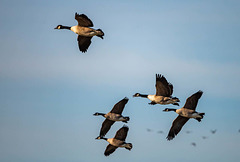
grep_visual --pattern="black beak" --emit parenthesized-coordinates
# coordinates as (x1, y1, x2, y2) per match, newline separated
(54, 27, 58, 29)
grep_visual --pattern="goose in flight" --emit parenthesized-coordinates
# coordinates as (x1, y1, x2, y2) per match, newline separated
(97, 125, 133, 156)
(133, 74, 180, 106)
(54, 13, 104, 53)
(191, 142, 197, 147)
(210, 129, 217, 134)
(202, 136, 207, 139)
(157, 130, 164, 134)
(163, 90, 205, 140)
(94, 97, 129, 139)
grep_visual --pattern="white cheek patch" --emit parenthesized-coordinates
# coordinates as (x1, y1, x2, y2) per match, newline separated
(58, 26, 61, 29)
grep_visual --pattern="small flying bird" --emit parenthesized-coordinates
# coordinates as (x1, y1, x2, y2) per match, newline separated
(97, 125, 133, 156)
(54, 13, 104, 53)
(133, 74, 180, 106)
(186, 130, 192, 134)
(191, 142, 196, 147)
(202, 136, 207, 139)
(146, 128, 153, 132)
(163, 90, 205, 140)
(157, 130, 164, 134)
(210, 130, 217, 134)
(94, 97, 129, 139)
(238, 129, 240, 133)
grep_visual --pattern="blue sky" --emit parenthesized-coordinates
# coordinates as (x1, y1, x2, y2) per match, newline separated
(0, 0, 240, 161)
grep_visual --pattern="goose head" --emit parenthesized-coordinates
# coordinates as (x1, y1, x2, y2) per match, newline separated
(133, 93, 140, 97)
(93, 112, 100, 116)
(95, 136, 107, 140)
(54, 25, 63, 29)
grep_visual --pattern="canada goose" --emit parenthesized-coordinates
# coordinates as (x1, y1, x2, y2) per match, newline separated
(186, 130, 192, 134)
(210, 129, 217, 134)
(94, 97, 129, 139)
(157, 130, 164, 134)
(133, 74, 180, 106)
(191, 142, 196, 147)
(163, 90, 205, 140)
(54, 13, 104, 53)
(97, 125, 133, 156)
(146, 128, 153, 132)
(202, 136, 207, 139)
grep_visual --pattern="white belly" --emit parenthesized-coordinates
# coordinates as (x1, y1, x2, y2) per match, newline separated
(70, 26, 97, 36)
(147, 95, 155, 101)
(176, 108, 201, 118)
(105, 113, 124, 121)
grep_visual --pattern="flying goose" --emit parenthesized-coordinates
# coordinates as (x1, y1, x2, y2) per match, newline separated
(157, 130, 164, 134)
(210, 129, 217, 134)
(97, 125, 133, 156)
(202, 136, 207, 139)
(163, 90, 205, 140)
(94, 97, 129, 139)
(191, 142, 196, 147)
(54, 13, 104, 53)
(146, 128, 153, 132)
(186, 130, 192, 134)
(133, 74, 180, 106)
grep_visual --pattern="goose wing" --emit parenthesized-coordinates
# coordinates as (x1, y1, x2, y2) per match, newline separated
(104, 144, 118, 156)
(75, 13, 93, 27)
(169, 83, 173, 96)
(114, 125, 129, 141)
(99, 119, 115, 137)
(77, 36, 92, 53)
(110, 97, 129, 114)
(155, 74, 172, 96)
(183, 90, 203, 110)
(167, 115, 189, 140)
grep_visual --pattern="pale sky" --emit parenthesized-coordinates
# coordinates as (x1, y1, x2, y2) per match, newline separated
(0, 0, 240, 162)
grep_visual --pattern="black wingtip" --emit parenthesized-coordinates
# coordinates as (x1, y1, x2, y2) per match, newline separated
(166, 136, 174, 141)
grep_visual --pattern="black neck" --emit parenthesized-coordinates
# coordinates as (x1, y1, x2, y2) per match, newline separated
(97, 113, 105, 116)
(139, 93, 148, 98)
(167, 108, 177, 112)
(102, 137, 107, 141)
(62, 26, 71, 30)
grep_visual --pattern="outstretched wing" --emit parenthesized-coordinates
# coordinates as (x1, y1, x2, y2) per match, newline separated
(169, 83, 173, 96)
(99, 119, 115, 137)
(104, 144, 117, 156)
(166, 115, 189, 140)
(183, 90, 203, 110)
(77, 36, 92, 53)
(114, 125, 129, 141)
(110, 97, 129, 114)
(155, 74, 172, 97)
(75, 13, 93, 27)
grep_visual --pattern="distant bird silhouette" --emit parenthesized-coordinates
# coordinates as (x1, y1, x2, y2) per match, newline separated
(186, 130, 192, 134)
(163, 90, 205, 140)
(157, 130, 164, 134)
(54, 12, 104, 53)
(133, 74, 180, 106)
(94, 97, 129, 139)
(202, 136, 207, 139)
(238, 129, 240, 133)
(97, 125, 133, 156)
(146, 128, 153, 132)
(210, 130, 217, 134)
(191, 142, 196, 147)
